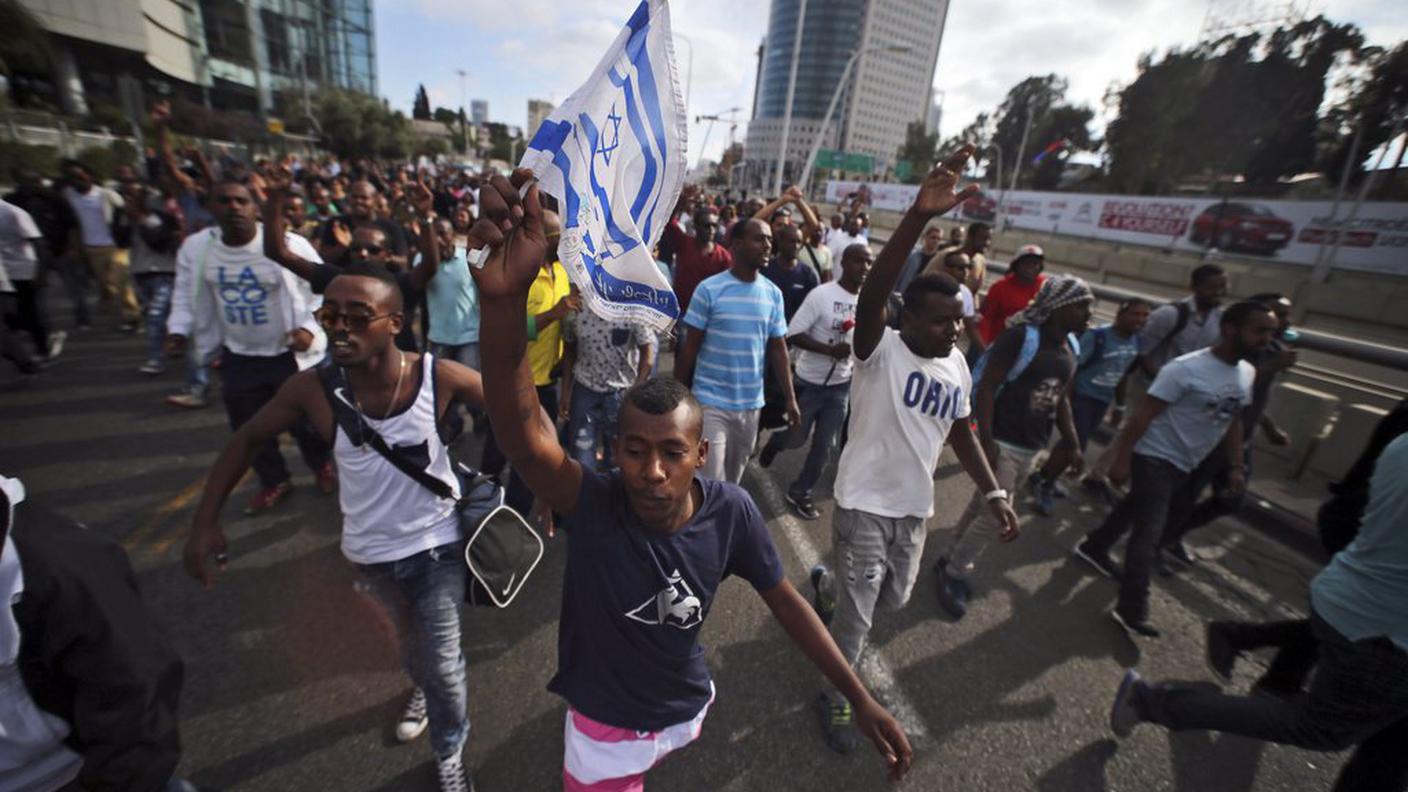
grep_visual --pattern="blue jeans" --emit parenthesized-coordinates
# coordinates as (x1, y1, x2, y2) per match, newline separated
(762, 379, 850, 499)
(1083, 453, 1191, 622)
(568, 383, 625, 471)
(353, 540, 469, 760)
(133, 273, 175, 364)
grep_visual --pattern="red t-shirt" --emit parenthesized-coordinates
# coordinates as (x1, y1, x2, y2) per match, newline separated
(978, 274, 1046, 344)
(664, 222, 732, 313)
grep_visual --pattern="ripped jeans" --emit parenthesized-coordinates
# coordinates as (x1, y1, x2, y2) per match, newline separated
(825, 506, 927, 703)
(567, 384, 624, 472)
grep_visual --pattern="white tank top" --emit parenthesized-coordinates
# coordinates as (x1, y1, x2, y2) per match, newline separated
(332, 353, 462, 564)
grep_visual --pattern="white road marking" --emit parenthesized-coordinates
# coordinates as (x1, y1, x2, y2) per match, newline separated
(744, 467, 932, 743)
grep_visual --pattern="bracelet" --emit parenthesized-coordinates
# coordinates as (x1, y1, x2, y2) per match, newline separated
(984, 488, 1009, 502)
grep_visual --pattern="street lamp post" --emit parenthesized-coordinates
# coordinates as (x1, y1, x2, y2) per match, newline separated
(455, 69, 469, 156)
(772, 0, 808, 197)
(798, 45, 912, 195)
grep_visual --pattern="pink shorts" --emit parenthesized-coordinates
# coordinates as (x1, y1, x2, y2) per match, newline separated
(561, 686, 714, 792)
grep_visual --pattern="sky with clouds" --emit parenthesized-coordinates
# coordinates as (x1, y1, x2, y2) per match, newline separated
(375, 0, 1406, 165)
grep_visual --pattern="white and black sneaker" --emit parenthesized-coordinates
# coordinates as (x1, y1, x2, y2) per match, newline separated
(436, 754, 473, 792)
(1074, 540, 1121, 580)
(395, 688, 428, 742)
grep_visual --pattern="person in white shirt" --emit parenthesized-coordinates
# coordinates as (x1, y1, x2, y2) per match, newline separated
(923, 248, 984, 358)
(759, 244, 872, 520)
(0, 198, 57, 359)
(1076, 300, 1273, 640)
(60, 160, 141, 328)
(826, 214, 868, 265)
(166, 179, 334, 515)
(808, 149, 1019, 755)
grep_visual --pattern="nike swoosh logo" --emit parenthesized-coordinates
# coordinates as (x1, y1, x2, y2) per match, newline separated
(501, 572, 517, 597)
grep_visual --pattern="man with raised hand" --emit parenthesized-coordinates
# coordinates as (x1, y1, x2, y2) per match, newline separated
(468, 169, 913, 790)
(808, 148, 1018, 754)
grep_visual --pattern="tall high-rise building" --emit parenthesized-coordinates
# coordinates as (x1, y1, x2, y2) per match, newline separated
(527, 99, 555, 136)
(744, 0, 950, 187)
(470, 99, 489, 125)
(16, 0, 377, 117)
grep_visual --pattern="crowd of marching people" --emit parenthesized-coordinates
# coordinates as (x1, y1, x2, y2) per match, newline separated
(1, 106, 1406, 792)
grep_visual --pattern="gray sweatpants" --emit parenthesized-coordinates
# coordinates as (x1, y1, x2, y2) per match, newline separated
(943, 441, 1040, 580)
(700, 405, 760, 484)
(825, 506, 927, 702)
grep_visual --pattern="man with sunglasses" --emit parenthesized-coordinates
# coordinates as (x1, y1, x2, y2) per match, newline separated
(663, 185, 732, 314)
(167, 179, 334, 514)
(183, 254, 487, 791)
(315, 180, 410, 270)
(264, 182, 446, 355)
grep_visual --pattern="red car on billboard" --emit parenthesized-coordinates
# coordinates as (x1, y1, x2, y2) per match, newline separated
(962, 192, 997, 221)
(1189, 201, 1295, 254)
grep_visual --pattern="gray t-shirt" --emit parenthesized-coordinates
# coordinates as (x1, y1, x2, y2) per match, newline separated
(564, 309, 657, 393)
(1139, 296, 1223, 372)
(1135, 348, 1255, 472)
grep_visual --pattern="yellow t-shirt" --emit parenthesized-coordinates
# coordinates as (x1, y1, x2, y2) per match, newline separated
(526, 261, 571, 386)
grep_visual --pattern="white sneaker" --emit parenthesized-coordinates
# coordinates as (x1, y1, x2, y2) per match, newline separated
(46, 330, 67, 360)
(138, 359, 164, 376)
(395, 688, 428, 742)
(436, 754, 473, 792)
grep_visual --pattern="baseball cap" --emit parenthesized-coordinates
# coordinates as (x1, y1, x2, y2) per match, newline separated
(1016, 244, 1045, 258)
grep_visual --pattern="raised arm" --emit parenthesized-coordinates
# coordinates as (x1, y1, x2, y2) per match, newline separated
(468, 171, 583, 515)
(403, 177, 442, 294)
(263, 189, 321, 283)
(150, 101, 196, 195)
(852, 146, 978, 361)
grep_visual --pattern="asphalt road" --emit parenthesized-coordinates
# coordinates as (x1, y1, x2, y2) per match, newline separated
(1, 325, 1342, 792)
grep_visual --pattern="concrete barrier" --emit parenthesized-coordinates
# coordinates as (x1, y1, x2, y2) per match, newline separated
(1253, 382, 1339, 472)
(1307, 403, 1390, 481)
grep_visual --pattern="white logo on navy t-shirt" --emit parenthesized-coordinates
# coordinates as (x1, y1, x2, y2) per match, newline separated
(625, 569, 704, 630)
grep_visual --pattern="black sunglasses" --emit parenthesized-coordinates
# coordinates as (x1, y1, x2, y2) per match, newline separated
(314, 306, 398, 332)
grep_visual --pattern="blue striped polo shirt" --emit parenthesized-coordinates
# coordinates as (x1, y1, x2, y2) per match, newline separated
(682, 270, 788, 411)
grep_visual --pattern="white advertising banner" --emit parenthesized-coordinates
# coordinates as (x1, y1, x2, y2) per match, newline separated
(824, 181, 1408, 276)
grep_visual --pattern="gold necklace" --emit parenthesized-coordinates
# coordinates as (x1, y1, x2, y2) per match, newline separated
(351, 351, 407, 450)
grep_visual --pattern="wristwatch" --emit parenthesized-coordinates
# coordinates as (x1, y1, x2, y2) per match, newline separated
(984, 489, 1009, 502)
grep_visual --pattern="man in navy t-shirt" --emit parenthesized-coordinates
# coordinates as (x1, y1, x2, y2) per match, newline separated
(468, 170, 914, 790)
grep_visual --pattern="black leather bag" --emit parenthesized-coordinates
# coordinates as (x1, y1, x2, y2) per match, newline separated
(319, 367, 543, 607)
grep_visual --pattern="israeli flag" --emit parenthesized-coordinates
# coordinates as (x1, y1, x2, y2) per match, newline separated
(519, 0, 686, 331)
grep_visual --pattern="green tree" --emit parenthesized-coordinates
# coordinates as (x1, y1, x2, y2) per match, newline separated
(1106, 16, 1368, 194)
(992, 75, 1068, 187)
(413, 84, 432, 120)
(314, 90, 412, 160)
(1317, 41, 1408, 192)
(895, 121, 939, 184)
(1029, 105, 1096, 190)
(0, 0, 52, 78)
(942, 112, 995, 181)
(432, 107, 459, 125)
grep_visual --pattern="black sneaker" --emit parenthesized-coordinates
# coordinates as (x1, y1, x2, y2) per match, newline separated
(1165, 542, 1199, 566)
(1074, 541, 1121, 580)
(1111, 608, 1161, 639)
(759, 444, 779, 469)
(786, 491, 820, 520)
(934, 563, 969, 620)
(809, 564, 835, 625)
(1205, 622, 1239, 682)
(814, 693, 859, 754)
(1110, 669, 1145, 738)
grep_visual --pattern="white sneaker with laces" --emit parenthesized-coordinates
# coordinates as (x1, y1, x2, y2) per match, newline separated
(396, 688, 428, 742)
(436, 754, 473, 792)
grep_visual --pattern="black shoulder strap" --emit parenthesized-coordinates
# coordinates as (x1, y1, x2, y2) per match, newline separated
(316, 365, 457, 501)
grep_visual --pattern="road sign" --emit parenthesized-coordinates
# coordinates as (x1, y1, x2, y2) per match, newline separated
(842, 152, 873, 172)
(814, 149, 842, 169)
(266, 117, 285, 136)
(895, 160, 913, 181)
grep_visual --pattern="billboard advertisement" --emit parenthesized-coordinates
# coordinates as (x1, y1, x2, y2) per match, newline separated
(823, 181, 1408, 276)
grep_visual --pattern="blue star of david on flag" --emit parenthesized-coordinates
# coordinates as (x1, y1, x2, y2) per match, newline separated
(519, 0, 686, 331)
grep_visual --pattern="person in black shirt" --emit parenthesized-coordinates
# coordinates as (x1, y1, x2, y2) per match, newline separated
(316, 180, 410, 270)
(936, 276, 1093, 619)
(6, 168, 85, 331)
(763, 223, 819, 322)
